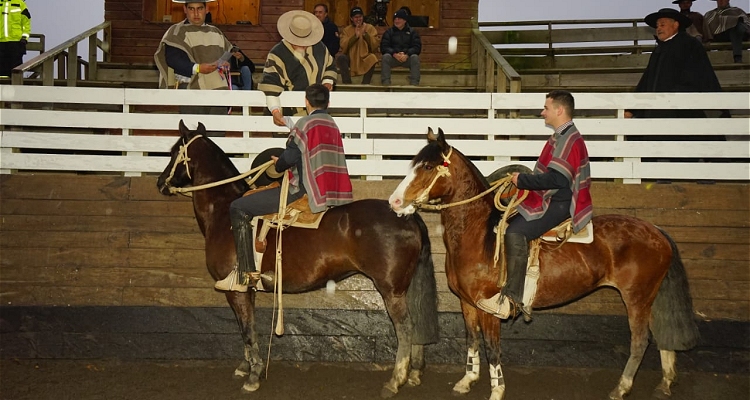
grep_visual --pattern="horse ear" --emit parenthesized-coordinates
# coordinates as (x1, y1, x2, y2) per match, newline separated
(437, 128, 447, 144)
(426, 127, 437, 142)
(178, 119, 189, 136)
(196, 122, 206, 134)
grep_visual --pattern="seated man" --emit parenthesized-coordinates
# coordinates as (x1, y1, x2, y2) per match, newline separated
(674, 0, 705, 40)
(215, 84, 353, 292)
(229, 46, 255, 90)
(337, 6, 380, 84)
(704, 0, 750, 63)
(379, 9, 422, 85)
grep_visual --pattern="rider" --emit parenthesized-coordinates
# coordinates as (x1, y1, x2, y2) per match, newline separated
(476, 90, 593, 319)
(215, 84, 354, 292)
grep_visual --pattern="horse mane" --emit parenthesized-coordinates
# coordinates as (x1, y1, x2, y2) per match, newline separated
(412, 140, 501, 258)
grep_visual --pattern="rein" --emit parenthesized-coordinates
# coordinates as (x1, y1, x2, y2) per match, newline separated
(411, 146, 529, 276)
(162, 134, 277, 195)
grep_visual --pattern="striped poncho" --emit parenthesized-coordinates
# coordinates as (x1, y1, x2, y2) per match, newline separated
(287, 112, 353, 213)
(703, 6, 750, 41)
(517, 123, 593, 233)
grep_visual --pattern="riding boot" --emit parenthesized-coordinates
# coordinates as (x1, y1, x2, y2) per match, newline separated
(215, 208, 255, 292)
(476, 233, 528, 319)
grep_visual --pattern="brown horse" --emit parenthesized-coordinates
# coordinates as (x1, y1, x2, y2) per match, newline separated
(388, 128, 700, 400)
(156, 121, 439, 397)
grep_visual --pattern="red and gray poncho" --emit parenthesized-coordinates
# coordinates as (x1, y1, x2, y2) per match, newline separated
(517, 123, 593, 233)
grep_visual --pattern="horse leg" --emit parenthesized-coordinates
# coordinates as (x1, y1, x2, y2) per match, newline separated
(452, 300, 483, 395)
(653, 350, 677, 399)
(609, 306, 651, 400)
(381, 295, 413, 399)
(478, 307, 505, 400)
(226, 291, 264, 393)
(406, 344, 425, 387)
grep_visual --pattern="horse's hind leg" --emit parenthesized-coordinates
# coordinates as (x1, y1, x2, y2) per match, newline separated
(452, 301, 483, 395)
(653, 350, 677, 399)
(226, 291, 264, 393)
(381, 296, 413, 398)
(406, 344, 425, 387)
(609, 305, 651, 400)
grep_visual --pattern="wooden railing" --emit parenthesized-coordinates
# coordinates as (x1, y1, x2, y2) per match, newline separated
(11, 22, 111, 86)
(471, 20, 521, 93)
(1, 86, 748, 183)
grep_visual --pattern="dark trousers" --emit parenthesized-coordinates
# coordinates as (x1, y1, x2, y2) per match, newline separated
(0, 41, 26, 77)
(230, 186, 304, 220)
(713, 21, 749, 58)
(506, 200, 571, 239)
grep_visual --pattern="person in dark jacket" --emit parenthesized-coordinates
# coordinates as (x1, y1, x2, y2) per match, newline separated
(313, 3, 340, 56)
(380, 9, 421, 85)
(625, 8, 722, 120)
(229, 46, 255, 90)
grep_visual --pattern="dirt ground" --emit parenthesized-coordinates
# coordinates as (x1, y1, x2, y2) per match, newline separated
(1, 359, 747, 400)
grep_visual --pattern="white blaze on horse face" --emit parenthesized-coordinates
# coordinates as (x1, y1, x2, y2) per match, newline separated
(389, 165, 418, 216)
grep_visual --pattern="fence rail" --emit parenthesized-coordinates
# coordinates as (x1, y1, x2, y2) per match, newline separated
(1, 86, 748, 183)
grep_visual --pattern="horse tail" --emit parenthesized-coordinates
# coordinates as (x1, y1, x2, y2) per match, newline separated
(406, 212, 439, 345)
(651, 228, 701, 351)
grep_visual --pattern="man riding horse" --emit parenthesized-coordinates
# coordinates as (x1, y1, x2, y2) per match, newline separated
(215, 84, 353, 292)
(476, 90, 593, 319)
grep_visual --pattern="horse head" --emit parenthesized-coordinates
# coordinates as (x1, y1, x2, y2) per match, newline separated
(389, 127, 455, 216)
(156, 120, 208, 195)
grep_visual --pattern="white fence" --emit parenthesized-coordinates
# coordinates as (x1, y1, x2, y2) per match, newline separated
(1, 85, 748, 183)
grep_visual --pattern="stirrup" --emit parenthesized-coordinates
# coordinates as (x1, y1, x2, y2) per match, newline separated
(476, 293, 518, 320)
(214, 269, 248, 292)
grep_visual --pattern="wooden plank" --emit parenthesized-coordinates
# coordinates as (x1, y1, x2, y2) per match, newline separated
(0, 175, 129, 201)
(0, 247, 206, 269)
(660, 227, 749, 245)
(0, 199, 194, 218)
(636, 209, 750, 228)
(0, 232, 129, 248)
(690, 279, 749, 302)
(1, 215, 201, 233)
(0, 266, 213, 288)
(684, 259, 750, 281)
(0, 285, 124, 306)
(589, 183, 750, 211)
(678, 243, 749, 262)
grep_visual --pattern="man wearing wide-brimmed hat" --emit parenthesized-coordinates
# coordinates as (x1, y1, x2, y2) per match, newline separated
(154, 1, 232, 92)
(673, 0, 705, 39)
(258, 10, 337, 127)
(625, 8, 722, 121)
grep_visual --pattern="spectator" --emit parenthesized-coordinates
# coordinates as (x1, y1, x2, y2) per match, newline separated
(625, 8, 722, 120)
(229, 46, 255, 90)
(0, 0, 31, 78)
(337, 7, 379, 84)
(313, 3, 340, 56)
(380, 9, 421, 86)
(258, 10, 337, 127)
(154, 0, 232, 130)
(673, 0, 705, 39)
(215, 84, 353, 292)
(704, 0, 750, 63)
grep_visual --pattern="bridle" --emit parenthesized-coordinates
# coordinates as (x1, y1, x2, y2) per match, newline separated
(412, 146, 520, 212)
(161, 134, 275, 195)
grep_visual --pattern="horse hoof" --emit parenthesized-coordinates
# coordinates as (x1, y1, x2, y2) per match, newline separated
(234, 369, 248, 379)
(406, 370, 422, 387)
(653, 388, 671, 399)
(241, 381, 260, 393)
(380, 385, 398, 398)
(234, 360, 250, 379)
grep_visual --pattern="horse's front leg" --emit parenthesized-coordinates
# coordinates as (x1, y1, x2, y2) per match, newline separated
(453, 300, 483, 395)
(381, 296, 412, 398)
(226, 291, 264, 393)
(478, 310, 505, 400)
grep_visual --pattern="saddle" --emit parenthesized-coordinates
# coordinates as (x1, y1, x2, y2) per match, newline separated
(241, 182, 327, 256)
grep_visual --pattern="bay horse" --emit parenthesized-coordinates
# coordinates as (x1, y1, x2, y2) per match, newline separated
(156, 121, 439, 397)
(388, 128, 700, 400)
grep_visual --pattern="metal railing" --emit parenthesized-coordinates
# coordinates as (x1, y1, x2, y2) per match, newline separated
(11, 22, 111, 86)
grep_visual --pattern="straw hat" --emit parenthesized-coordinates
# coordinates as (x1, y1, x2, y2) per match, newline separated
(277, 10, 324, 47)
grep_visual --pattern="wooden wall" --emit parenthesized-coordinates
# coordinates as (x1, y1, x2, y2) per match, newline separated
(1, 175, 747, 322)
(105, 0, 475, 70)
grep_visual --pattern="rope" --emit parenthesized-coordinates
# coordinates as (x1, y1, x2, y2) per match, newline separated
(168, 159, 276, 195)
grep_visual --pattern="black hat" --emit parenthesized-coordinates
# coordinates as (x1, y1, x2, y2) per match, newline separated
(645, 8, 692, 28)
(393, 9, 409, 20)
(671, 0, 695, 4)
(350, 7, 363, 17)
